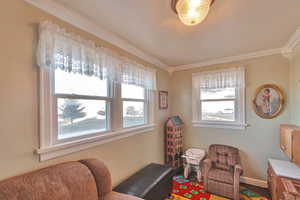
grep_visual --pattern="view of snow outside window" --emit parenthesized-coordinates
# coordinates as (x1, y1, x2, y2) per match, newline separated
(57, 98, 107, 139)
(200, 88, 236, 121)
(122, 84, 146, 128)
(55, 69, 108, 139)
(55, 69, 146, 139)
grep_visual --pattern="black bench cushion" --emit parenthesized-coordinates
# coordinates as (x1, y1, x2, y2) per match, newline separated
(113, 163, 174, 200)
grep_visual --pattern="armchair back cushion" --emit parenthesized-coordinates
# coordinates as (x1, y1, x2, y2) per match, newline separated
(209, 144, 239, 171)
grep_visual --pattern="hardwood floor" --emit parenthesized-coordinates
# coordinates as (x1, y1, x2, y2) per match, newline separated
(241, 183, 271, 199)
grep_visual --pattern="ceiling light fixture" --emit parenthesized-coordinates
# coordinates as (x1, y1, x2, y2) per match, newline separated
(171, 0, 214, 26)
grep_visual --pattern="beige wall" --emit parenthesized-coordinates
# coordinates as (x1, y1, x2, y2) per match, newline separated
(0, 0, 297, 185)
(171, 55, 290, 180)
(290, 45, 300, 126)
(0, 0, 171, 186)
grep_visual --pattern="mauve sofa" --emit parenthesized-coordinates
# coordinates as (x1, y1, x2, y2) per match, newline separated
(0, 159, 143, 200)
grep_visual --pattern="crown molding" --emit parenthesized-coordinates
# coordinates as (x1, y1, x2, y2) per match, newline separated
(282, 27, 300, 59)
(169, 48, 283, 73)
(24, 0, 169, 71)
(22, 0, 300, 73)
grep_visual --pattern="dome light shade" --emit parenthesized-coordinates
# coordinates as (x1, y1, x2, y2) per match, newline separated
(173, 0, 213, 26)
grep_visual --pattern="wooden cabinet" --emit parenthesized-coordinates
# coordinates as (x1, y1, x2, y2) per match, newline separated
(268, 159, 300, 200)
(280, 125, 300, 167)
(268, 163, 284, 200)
(268, 163, 277, 200)
(281, 178, 300, 200)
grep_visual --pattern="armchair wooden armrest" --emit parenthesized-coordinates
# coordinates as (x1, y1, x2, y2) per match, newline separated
(233, 164, 243, 200)
(234, 164, 243, 175)
(203, 158, 212, 190)
(203, 158, 212, 169)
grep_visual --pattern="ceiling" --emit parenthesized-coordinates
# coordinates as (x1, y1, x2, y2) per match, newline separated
(53, 0, 300, 67)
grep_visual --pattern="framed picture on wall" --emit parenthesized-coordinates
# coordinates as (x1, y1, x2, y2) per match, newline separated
(159, 91, 168, 110)
(252, 84, 284, 119)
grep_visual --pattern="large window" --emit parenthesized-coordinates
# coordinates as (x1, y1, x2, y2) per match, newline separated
(192, 67, 246, 129)
(38, 69, 155, 161)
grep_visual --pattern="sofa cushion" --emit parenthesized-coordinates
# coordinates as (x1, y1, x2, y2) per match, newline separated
(104, 192, 144, 200)
(0, 162, 98, 200)
(208, 168, 234, 184)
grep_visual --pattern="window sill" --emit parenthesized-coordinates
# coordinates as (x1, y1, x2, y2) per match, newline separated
(192, 121, 248, 130)
(37, 124, 156, 161)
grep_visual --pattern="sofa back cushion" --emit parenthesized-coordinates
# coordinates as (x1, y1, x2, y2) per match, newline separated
(209, 144, 239, 171)
(0, 162, 98, 200)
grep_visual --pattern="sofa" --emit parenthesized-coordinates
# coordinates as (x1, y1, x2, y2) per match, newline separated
(0, 159, 143, 200)
(203, 144, 243, 200)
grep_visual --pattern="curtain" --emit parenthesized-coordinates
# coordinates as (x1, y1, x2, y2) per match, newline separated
(192, 66, 245, 90)
(37, 21, 157, 90)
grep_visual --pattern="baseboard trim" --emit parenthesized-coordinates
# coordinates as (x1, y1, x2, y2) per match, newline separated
(240, 176, 268, 188)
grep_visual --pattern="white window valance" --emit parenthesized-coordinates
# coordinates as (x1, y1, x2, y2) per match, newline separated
(193, 66, 245, 90)
(37, 21, 157, 90)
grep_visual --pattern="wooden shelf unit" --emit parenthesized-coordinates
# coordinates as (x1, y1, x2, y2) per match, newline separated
(280, 125, 300, 167)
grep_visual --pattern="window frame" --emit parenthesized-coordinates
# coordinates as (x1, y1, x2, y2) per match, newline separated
(121, 84, 149, 128)
(53, 95, 112, 144)
(192, 69, 246, 130)
(51, 69, 113, 144)
(38, 69, 155, 161)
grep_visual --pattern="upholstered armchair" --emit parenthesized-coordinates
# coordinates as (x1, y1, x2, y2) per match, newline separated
(203, 144, 243, 200)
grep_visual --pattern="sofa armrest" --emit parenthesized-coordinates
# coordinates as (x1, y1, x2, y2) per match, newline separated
(80, 159, 112, 200)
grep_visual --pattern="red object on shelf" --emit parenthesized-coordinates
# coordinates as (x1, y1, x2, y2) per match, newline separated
(165, 116, 184, 168)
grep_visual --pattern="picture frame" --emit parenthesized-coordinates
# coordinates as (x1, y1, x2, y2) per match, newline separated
(252, 84, 284, 119)
(159, 91, 168, 110)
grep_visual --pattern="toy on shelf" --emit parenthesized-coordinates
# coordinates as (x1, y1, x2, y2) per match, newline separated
(182, 148, 206, 182)
(165, 116, 184, 168)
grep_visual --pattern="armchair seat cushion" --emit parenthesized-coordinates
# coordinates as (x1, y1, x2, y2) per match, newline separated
(208, 168, 234, 184)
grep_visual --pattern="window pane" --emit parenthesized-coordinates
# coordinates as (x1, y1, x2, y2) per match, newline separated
(200, 88, 235, 100)
(123, 101, 145, 128)
(201, 101, 235, 121)
(55, 69, 108, 97)
(57, 98, 108, 139)
(122, 84, 145, 99)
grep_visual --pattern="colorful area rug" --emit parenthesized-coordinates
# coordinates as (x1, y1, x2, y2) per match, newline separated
(165, 176, 268, 200)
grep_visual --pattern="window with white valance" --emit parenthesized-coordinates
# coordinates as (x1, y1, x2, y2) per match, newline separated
(37, 21, 156, 161)
(192, 66, 246, 129)
(37, 21, 157, 90)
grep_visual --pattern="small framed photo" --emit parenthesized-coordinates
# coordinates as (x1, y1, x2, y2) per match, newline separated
(252, 84, 284, 119)
(159, 91, 168, 110)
